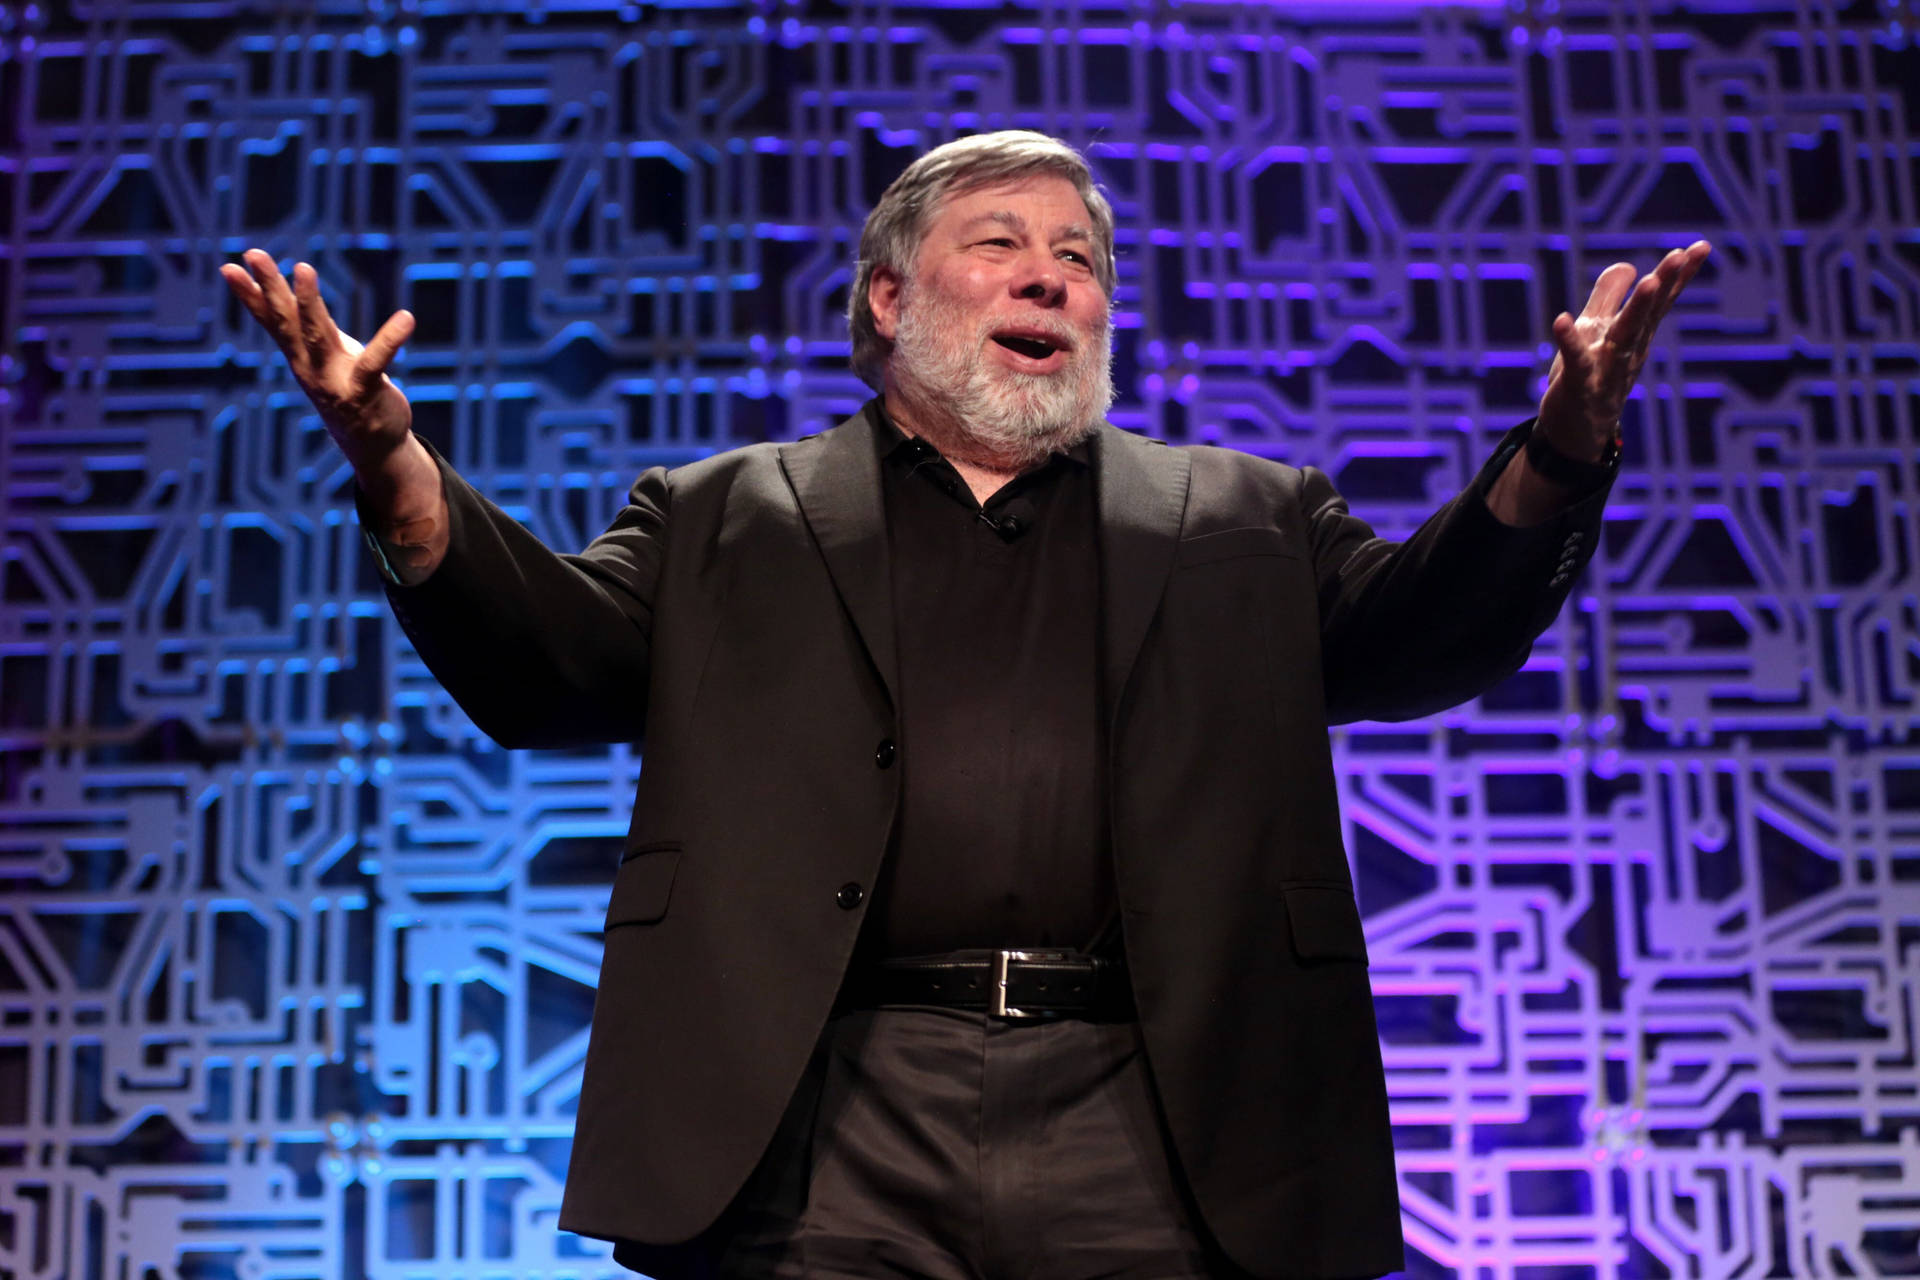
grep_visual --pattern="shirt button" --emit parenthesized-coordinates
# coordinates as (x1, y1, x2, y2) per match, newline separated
(836, 882, 865, 910)
(874, 739, 897, 768)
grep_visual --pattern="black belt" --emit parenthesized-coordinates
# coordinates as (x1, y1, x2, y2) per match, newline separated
(844, 949, 1135, 1022)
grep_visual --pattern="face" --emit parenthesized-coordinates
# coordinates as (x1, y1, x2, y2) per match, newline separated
(869, 175, 1115, 467)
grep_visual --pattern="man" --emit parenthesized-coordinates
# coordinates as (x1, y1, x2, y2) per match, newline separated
(221, 132, 1708, 1278)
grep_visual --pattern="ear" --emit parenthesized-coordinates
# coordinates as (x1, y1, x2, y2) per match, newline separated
(868, 265, 903, 342)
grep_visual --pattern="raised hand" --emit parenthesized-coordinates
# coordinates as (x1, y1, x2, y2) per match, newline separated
(1535, 241, 1712, 459)
(220, 250, 447, 581)
(219, 250, 419, 477)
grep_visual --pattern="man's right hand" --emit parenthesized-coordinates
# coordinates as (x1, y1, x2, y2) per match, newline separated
(220, 250, 448, 582)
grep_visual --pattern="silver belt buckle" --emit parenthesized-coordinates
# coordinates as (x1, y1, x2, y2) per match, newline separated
(989, 949, 1036, 1019)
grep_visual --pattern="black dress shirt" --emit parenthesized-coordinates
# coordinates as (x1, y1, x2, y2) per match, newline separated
(861, 420, 1113, 958)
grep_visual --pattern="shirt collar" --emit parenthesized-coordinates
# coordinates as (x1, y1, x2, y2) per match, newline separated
(871, 398, 1093, 471)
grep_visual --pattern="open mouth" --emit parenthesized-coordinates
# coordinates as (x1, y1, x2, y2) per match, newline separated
(992, 332, 1066, 360)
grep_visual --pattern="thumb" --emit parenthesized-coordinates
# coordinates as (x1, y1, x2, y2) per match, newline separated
(353, 310, 416, 395)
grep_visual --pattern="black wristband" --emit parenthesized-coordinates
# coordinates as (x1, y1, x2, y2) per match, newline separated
(1524, 422, 1619, 491)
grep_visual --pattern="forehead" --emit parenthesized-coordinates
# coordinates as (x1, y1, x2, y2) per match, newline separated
(922, 174, 1093, 237)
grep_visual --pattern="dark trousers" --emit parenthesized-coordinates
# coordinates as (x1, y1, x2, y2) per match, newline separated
(613, 1006, 1260, 1279)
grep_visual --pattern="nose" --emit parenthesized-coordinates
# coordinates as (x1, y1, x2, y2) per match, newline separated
(1012, 250, 1066, 306)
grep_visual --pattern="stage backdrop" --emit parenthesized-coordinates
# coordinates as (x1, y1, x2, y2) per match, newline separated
(2, 0, 1917, 1275)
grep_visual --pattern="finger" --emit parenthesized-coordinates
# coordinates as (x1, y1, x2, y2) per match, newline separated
(1550, 310, 1582, 368)
(1645, 244, 1712, 331)
(1595, 284, 1663, 384)
(1650, 241, 1711, 294)
(353, 310, 417, 393)
(292, 262, 344, 363)
(1579, 262, 1638, 319)
(1609, 269, 1667, 347)
(1651, 244, 1696, 303)
(1671, 241, 1712, 291)
(219, 262, 267, 319)
(1643, 247, 1684, 299)
(246, 248, 298, 317)
(1627, 242, 1713, 345)
(230, 250, 298, 338)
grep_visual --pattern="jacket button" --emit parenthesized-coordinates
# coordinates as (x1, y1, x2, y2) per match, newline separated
(836, 882, 865, 910)
(874, 739, 897, 769)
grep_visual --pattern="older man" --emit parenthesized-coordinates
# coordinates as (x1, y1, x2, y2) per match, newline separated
(222, 132, 1707, 1279)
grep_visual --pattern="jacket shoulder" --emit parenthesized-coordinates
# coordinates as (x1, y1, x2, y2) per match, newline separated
(1095, 422, 1303, 483)
(661, 440, 787, 491)
(661, 401, 876, 498)
(1169, 440, 1309, 515)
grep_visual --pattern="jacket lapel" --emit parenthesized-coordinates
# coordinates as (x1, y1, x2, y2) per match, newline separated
(779, 402, 899, 708)
(1091, 424, 1190, 720)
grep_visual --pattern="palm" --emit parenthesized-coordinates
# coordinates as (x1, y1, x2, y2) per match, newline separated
(319, 325, 414, 440)
(219, 251, 417, 472)
(1536, 243, 1711, 455)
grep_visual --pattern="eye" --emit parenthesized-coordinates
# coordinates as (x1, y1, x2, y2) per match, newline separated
(979, 237, 1016, 248)
(1059, 249, 1090, 266)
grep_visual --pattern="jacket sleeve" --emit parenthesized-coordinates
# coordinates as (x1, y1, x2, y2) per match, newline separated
(361, 442, 670, 749)
(1309, 419, 1610, 725)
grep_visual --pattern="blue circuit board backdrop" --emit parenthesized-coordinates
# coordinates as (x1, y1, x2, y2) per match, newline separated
(2, 0, 1918, 1276)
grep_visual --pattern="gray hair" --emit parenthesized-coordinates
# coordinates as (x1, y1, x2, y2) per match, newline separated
(848, 131, 1117, 389)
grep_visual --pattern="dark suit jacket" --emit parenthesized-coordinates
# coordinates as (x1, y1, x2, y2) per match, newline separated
(380, 400, 1608, 1278)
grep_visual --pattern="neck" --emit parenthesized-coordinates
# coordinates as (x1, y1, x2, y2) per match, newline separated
(883, 390, 1026, 505)
(883, 389, 1022, 471)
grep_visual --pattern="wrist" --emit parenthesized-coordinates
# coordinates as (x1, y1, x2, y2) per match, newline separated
(1531, 396, 1620, 458)
(1524, 418, 1619, 490)
(356, 433, 436, 510)
(342, 426, 401, 474)
(355, 435, 450, 586)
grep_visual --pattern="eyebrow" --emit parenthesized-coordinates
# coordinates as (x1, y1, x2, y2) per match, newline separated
(957, 210, 1095, 244)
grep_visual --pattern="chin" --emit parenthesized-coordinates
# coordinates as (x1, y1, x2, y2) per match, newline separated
(964, 378, 1104, 465)
(888, 310, 1115, 467)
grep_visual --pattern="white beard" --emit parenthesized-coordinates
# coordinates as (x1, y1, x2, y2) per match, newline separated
(887, 283, 1114, 470)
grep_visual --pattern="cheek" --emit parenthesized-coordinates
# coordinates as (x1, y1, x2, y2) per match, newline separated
(1072, 285, 1110, 323)
(937, 257, 1008, 299)
(1074, 302, 1111, 346)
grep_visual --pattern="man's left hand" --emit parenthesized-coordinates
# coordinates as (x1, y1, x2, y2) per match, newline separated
(1535, 240, 1713, 459)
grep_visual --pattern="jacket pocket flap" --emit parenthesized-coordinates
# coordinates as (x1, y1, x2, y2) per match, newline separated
(1282, 885, 1369, 963)
(1176, 527, 1298, 567)
(606, 850, 681, 928)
